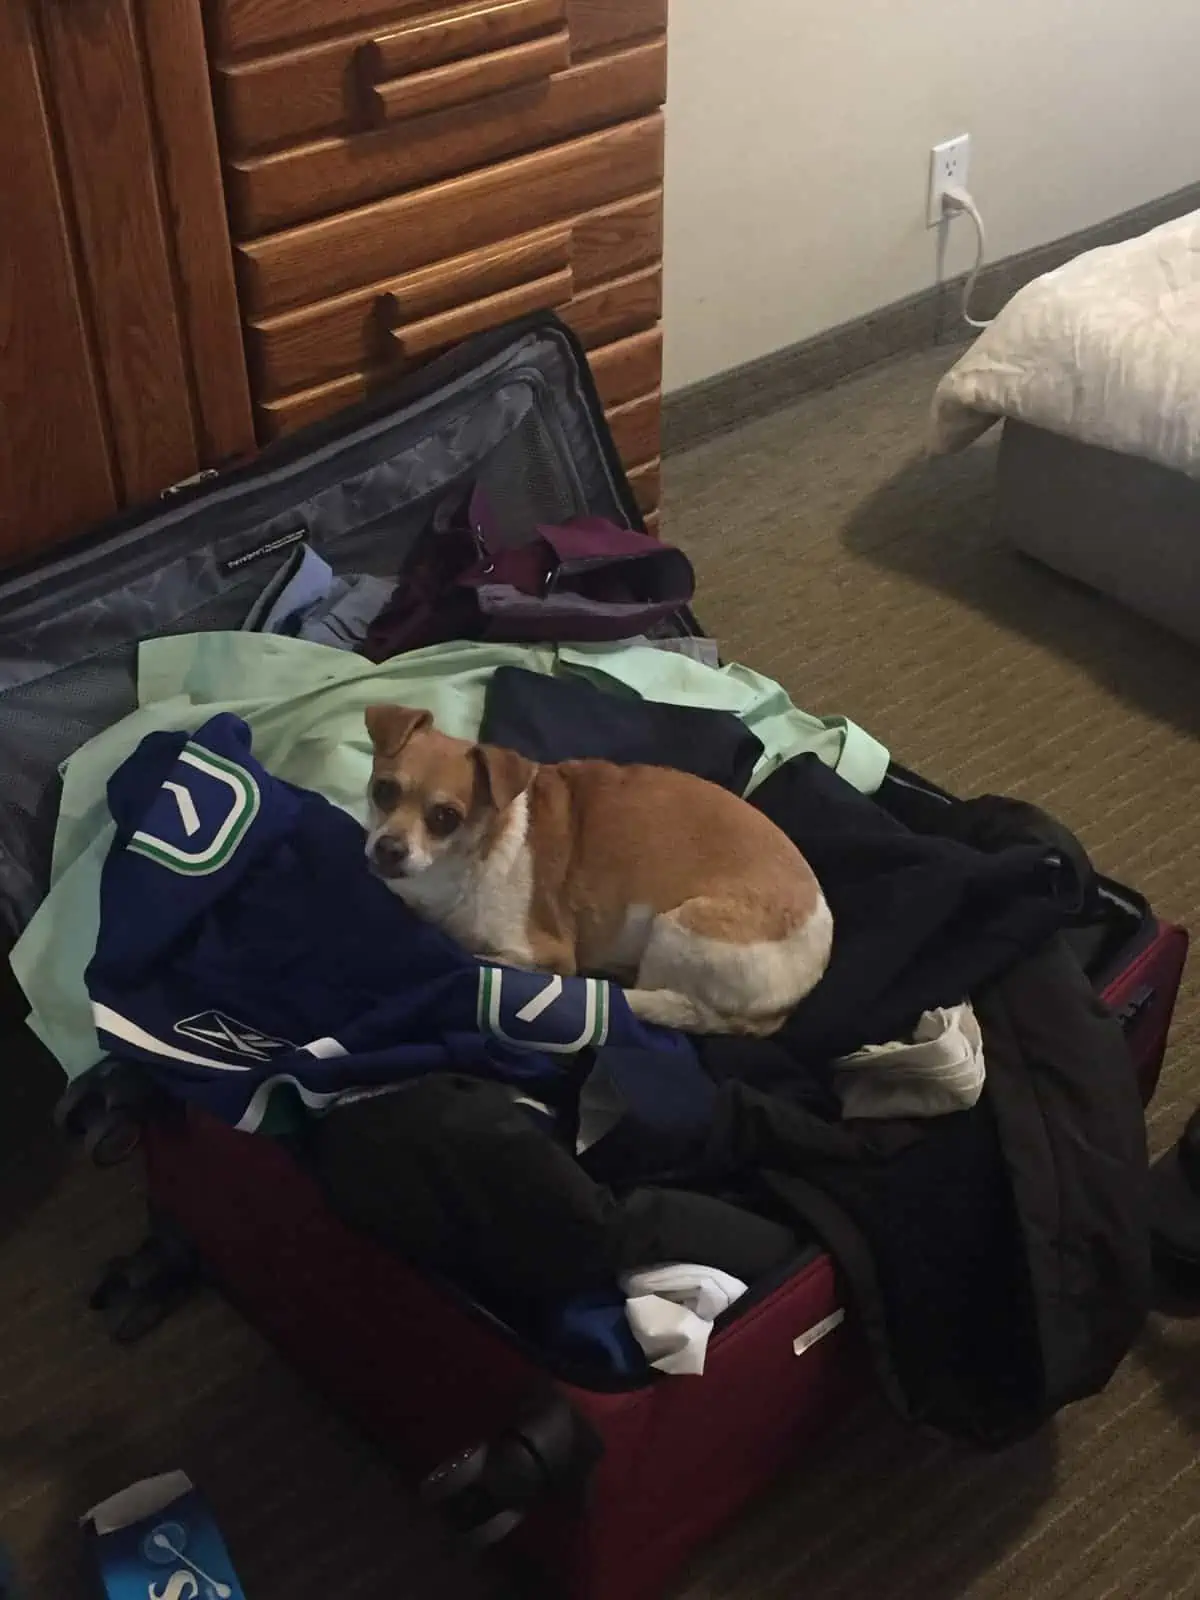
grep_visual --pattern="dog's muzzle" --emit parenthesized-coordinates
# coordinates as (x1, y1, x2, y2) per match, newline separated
(369, 834, 411, 880)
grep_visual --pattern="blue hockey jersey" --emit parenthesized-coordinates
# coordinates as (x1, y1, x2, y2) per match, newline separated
(86, 714, 688, 1130)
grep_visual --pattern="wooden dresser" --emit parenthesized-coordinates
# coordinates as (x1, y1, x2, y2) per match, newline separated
(0, 0, 667, 563)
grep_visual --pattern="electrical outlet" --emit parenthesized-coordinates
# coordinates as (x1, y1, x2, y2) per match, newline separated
(928, 135, 971, 227)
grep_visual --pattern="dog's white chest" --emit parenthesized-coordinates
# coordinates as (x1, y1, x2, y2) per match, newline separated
(397, 793, 536, 965)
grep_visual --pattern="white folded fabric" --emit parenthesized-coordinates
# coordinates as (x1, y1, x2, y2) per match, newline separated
(619, 1264, 748, 1376)
(834, 1002, 986, 1120)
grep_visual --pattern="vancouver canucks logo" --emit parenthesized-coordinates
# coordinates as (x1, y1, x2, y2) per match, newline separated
(478, 968, 610, 1054)
(174, 1011, 293, 1061)
(129, 743, 260, 875)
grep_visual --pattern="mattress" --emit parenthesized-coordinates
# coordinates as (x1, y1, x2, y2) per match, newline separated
(932, 210, 1200, 480)
(996, 420, 1200, 647)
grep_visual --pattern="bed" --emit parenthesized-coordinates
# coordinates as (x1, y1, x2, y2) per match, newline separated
(931, 211, 1200, 646)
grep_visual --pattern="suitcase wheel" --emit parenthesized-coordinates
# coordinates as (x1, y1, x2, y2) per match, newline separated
(420, 1396, 602, 1548)
(421, 1438, 539, 1547)
(55, 1062, 159, 1166)
(53, 1075, 108, 1140)
(422, 1445, 489, 1505)
(82, 1108, 143, 1168)
(89, 1230, 202, 1344)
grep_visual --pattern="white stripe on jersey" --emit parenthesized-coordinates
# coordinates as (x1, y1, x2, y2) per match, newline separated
(237, 1073, 345, 1132)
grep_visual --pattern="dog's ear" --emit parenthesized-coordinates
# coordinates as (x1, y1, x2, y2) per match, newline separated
(365, 704, 433, 757)
(472, 742, 535, 813)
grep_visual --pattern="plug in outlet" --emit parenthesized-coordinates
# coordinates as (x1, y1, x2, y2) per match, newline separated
(928, 135, 971, 227)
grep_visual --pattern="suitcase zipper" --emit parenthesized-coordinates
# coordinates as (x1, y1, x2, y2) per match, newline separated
(160, 468, 221, 499)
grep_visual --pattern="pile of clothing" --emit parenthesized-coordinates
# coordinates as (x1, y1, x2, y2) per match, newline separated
(10, 515, 1150, 1448)
(240, 484, 699, 661)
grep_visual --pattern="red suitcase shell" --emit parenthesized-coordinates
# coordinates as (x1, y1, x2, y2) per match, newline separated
(140, 916, 1188, 1600)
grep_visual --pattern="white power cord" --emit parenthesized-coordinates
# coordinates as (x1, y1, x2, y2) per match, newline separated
(940, 185, 992, 331)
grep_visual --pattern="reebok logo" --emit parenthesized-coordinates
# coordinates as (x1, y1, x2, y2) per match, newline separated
(174, 1011, 293, 1062)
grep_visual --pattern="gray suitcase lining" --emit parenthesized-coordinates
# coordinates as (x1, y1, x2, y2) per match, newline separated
(0, 322, 638, 934)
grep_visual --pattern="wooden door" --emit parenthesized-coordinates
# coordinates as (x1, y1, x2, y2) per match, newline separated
(0, 0, 254, 566)
(0, 0, 116, 564)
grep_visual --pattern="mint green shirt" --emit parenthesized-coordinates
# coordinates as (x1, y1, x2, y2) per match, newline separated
(12, 634, 888, 1078)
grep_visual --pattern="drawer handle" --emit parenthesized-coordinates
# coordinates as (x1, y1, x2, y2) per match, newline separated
(388, 267, 575, 362)
(362, 0, 565, 82)
(381, 225, 573, 330)
(365, 27, 570, 127)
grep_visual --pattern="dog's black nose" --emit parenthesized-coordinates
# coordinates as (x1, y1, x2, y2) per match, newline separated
(371, 834, 410, 878)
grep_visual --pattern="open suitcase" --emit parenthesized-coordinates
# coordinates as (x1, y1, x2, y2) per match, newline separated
(0, 316, 1188, 1600)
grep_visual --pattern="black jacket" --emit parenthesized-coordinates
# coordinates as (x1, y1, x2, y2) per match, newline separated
(584, 782, 1151, 1444)
(348, 665, 1152, 1444)
(750, 931, 1149, 1443)
(751, 763, 1150, 1438)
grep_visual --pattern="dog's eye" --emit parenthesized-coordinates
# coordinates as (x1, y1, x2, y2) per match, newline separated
(371, 778, 402, 813)
(426, 803, 462, 839)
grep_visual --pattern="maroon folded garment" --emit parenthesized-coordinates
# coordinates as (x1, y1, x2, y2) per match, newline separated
(361, 486, 694, 660)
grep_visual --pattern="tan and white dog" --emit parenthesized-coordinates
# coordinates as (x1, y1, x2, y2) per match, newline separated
(364, 705, 833, 1037)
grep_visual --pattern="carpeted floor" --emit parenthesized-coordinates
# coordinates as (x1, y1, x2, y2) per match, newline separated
(662, 347, 1200, 1600)
(2, 345, 1197, 1599)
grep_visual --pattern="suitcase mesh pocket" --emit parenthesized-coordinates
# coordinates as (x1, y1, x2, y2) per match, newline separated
(0, 415, 579, 936)
(474, 410, 580, 543)
(0, 586, 259, 935)
(0, 337, 634, 937)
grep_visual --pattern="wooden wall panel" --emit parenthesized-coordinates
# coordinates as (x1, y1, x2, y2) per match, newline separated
(39, 0, 200, 504)
(1, 0, 255, 563)
(226, 39, 666, 236)
(236, 115, 664, 316)
(211, 0, 663, 61)
(206, 0, 667, 475)
(589, 326, 662, 410)
(0, 0, 116, 563)
(246, 191, 660, 401)
(606, 389, 660, 471)
(253, 265, 661, 438)
(564, 265, 662, 347)
(214, 0, 427, 57)
(568, 0, 666, 57)
(626, 457, 660, 516)
(139, 0, 255, 463)
(213, 0, 661, 155)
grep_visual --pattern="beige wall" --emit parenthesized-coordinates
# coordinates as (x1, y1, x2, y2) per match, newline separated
(663, 0, 1200, 391)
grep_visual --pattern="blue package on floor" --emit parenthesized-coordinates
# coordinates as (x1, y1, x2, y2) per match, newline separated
(83, 1472, 246, 1600)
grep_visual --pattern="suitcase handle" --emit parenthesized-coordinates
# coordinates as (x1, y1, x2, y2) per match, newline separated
(55, 1061, 169, 1167)
(1115, 984, 1156, 1032)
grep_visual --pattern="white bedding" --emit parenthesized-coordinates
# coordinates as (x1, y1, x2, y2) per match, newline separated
(931, 211, 1200, 479)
